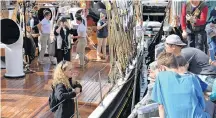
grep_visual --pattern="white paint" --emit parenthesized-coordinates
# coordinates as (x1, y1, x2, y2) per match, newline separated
(3, 21, 25, 77)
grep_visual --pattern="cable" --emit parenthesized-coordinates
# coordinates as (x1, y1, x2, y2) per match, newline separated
(40, 64, 110, 117)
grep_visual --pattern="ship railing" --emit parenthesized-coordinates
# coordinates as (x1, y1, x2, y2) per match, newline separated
(39, 63, 110, 118)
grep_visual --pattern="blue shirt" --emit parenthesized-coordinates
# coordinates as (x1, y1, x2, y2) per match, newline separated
(152, 71, 210, 118)
(181, 72, 208, 92)
(40, 18, 51, 34)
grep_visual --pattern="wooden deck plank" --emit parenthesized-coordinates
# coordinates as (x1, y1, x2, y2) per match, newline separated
(1, 50, 111, 118)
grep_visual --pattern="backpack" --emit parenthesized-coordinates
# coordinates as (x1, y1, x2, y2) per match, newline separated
(48, 85, 59, 112)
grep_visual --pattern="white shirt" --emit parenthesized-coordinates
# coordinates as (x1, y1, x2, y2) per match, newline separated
(40, 18, 51, 34)
(77, 23, 87, 38)
(30, 18, 34, 29)
(134, 24, 145, 38)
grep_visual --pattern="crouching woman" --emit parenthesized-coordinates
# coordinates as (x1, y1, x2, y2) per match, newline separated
(52, 60, 82, 118)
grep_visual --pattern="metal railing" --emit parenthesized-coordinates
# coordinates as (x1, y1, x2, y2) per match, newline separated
(39, 63, 110, 118)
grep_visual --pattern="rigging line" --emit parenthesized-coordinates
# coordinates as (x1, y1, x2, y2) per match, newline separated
(81, 64, 109, 85)
(82, 80, 109, 104)
(105, 68, 144, 95)
(69, 81, 110, 118)
(88, 81, 108, 103)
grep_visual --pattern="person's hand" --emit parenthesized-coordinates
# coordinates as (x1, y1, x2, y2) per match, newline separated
(148, 69, 156, 79)
(182, 31, 188, 39)
(72, 36, 76, 39)
(186, 14, 196, 23)
(102, 23, 107, 27)
(148, 69, 160, 79)
(190, 16, 197, 23)
(186, 14, 192, 21)
(75, 87, 81, 94)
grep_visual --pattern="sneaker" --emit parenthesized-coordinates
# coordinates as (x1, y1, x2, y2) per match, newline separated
(97, 56, 101, 61)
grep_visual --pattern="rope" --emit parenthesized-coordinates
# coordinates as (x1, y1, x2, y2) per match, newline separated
(40, 63, 110, 118)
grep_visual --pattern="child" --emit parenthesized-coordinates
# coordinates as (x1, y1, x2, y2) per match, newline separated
(175, 55, 212, 92)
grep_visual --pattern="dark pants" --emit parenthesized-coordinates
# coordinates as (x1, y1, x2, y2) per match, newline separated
(187, 31, 208, 53)
(33, 37, 38, 47)
(56, 49, 71, 63)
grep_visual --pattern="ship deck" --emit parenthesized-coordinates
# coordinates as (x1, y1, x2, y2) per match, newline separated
(1, 49, 112, 118)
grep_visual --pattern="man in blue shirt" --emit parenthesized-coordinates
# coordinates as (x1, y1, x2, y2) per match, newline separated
(152, 52, 210, 118)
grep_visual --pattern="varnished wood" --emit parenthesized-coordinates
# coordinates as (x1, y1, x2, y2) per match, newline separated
(0, 48, 5, 56)
(1, 49, 111, 118)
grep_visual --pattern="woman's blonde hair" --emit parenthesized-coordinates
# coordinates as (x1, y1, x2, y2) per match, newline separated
(52, 61, 72, 89)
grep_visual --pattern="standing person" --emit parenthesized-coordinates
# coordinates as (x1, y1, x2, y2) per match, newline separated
(96, 12, 108, 60)
(52, 60, 82, 118)
(181, 0, 208, 53)
(37, 10, 55, 64)
(28, 12, 40, 57)
(54, 17, 73, 63)
(206, 9, 216, 66)
(72, 16, 88, 68)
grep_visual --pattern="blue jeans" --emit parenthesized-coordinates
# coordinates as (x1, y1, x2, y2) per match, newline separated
(208, 36, 216, 61)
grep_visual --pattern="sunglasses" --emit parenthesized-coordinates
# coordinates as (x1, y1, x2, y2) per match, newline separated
(61, 60, 67, 70)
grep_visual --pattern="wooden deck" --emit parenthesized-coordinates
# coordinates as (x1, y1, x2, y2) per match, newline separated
(1, 49, 112, 118)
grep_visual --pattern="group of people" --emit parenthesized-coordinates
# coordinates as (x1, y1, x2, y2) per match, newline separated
(150, 34, 216, 118)
(49, 12, 109, 118)
(25, 6, 109, 118)
(147, 0, 216, 117)
(27, 8, 109, 68)
(180, 0, 216, 64)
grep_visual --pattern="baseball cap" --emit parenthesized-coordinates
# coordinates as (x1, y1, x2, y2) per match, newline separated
(165, 34, 187, 46)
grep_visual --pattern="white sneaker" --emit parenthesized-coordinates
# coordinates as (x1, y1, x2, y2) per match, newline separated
(75, 54, 79, 59)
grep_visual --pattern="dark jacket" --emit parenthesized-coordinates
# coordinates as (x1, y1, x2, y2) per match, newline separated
(54, 79, 82, 118)
(54, 26, 77, 49)
(54, 26, 77, 57)
(97, 20, 108, 38)
(27, 17, 39, 34)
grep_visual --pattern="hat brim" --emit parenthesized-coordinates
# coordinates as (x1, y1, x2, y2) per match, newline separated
(166, 42, 187, 46)
(175, 43, 187, 46)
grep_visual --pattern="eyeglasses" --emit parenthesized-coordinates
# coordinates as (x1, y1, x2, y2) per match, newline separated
(61, 60, 67, 70)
